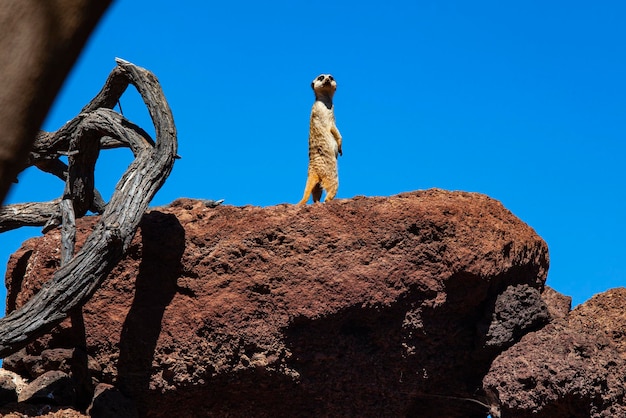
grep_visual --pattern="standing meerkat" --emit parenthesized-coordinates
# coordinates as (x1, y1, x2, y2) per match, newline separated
(297, 74, 343, 205)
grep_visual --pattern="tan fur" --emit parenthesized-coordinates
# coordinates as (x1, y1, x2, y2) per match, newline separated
(298, 74, 343, 205)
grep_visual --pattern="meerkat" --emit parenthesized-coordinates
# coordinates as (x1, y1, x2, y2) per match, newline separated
(297, 74, 342, 205)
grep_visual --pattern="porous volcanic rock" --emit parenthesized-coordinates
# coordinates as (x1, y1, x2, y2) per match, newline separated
(483, 287, 626, 417)
(3, 190, 550, 417)
(17, 370, 75, 405)
(0, 404, 88, 418)
(541, 285, 572, 320)
(0, 370, 20, 405)
(87, 383, 137, 418)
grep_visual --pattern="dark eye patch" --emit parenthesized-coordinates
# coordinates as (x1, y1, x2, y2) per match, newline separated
(328, 75, 334, 81)
(317, 75, 325, 81)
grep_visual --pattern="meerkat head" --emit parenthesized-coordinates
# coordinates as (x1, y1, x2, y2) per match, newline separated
(311, 74, 337, 100)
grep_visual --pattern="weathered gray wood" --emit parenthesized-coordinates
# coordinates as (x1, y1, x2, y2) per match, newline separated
(0, 200, 62, 233)
(31, 108, 155, 163)
(0, 59, 177, 358)
(0, 108, 157, 234)
(60, 198, 76, 266)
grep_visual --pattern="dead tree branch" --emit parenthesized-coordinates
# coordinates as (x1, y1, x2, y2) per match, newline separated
(0, 108, 156, 233)
(0, 58, 178, 358)
(0, 199, 62, 233)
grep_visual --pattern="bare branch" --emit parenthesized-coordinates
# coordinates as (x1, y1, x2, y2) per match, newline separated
(0, 59, 178, 357)
(0, 200, 62, 233)
(31, 108, 154, 164)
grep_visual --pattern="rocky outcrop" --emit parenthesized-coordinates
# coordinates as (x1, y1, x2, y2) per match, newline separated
(484, 288, 626, 417)
(0, 189, 623, 417)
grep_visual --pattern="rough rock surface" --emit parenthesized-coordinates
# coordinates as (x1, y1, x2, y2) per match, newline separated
(17, 371, 76, 406)
(0, 404, 88, 418)
(484, 287, 626, 417)
(0, 369, 23, 405)
(86, 383, 137, 418)
(0, 189, 619, 416)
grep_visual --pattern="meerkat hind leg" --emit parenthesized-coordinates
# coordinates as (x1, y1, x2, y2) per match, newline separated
(321, 175, 338, 202)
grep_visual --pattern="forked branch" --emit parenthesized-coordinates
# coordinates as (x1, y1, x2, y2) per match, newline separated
(0, 59, 178, 358)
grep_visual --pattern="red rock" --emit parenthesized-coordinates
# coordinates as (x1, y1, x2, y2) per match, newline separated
(541, 285, 572, 320)
(0, 373, 18, 405)
(17, 370, 76, 406)
(0, 403, 88, 418)
(4, 190, 551, 417)
(569, 287, 626, 358)
(483, 288, 626, 417)
(87, 383, 137, 418)
(0, 403, 90, 418)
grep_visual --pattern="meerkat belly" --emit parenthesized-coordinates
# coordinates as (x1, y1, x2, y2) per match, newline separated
(309, 130, 337, 161)
(309, 107, 338, 161)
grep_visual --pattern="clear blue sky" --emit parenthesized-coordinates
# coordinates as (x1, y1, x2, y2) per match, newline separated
(2, 0, 625, 310)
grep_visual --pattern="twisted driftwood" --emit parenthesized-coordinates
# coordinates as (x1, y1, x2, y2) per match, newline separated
(0, 59, 178, 358)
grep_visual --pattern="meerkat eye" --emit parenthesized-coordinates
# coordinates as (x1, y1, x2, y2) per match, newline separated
(317, 75, 325, 81)
(328, 76, 334, 81)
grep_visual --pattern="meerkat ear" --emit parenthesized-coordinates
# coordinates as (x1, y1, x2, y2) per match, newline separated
(311, 81, 315, 90)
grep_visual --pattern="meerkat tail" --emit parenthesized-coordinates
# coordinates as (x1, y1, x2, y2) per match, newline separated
(298, 172, 320, 206)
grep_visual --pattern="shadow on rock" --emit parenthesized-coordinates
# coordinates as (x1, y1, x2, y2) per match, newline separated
(116, 212, 185, 412)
